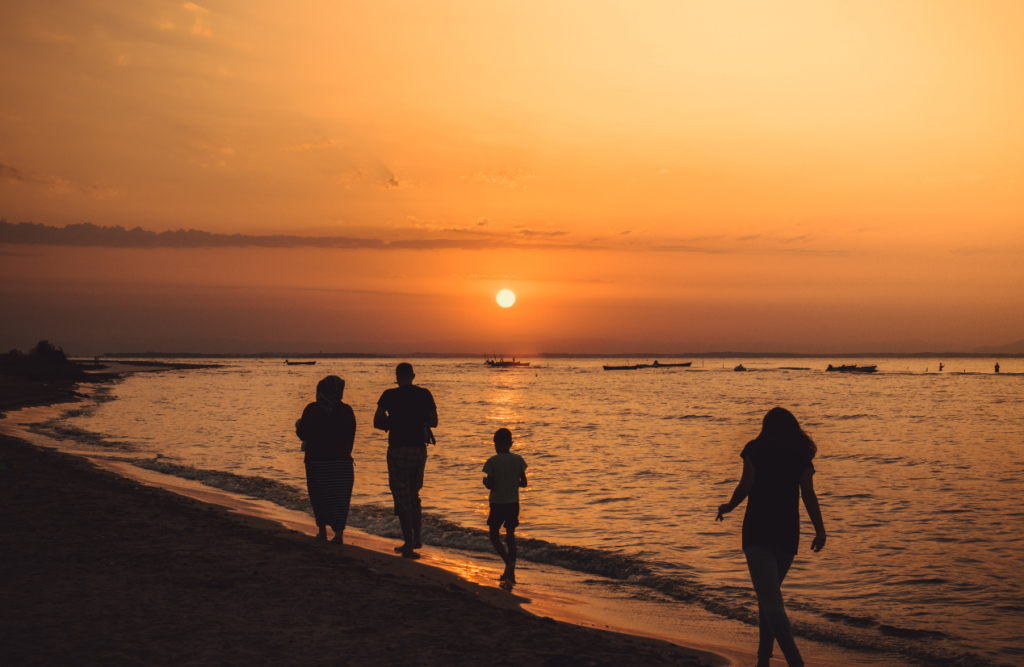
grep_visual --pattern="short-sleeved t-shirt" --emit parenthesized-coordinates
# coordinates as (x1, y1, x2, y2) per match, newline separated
(741, 438, 815, 555)
(483, 452, 528, 504)
(376, 385, 437, 450)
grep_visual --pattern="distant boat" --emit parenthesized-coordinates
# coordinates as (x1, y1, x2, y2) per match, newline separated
(603, 360, 692, 371)
(650, 360, 692, 368)
(734, 364, 747, 372)
(285, 360, 316, 366)
(826, 364, 877, 373)
(485, 357, 530, 368)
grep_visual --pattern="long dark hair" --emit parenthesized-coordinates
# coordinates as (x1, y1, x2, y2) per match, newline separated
(757, 407, 816, 460)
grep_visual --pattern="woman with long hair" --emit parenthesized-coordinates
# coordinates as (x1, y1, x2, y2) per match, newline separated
(296, 375, 356, 544)
(716, 407, 826, 667)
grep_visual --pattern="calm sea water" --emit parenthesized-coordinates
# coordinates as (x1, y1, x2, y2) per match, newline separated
(49, 358, 1024, 665)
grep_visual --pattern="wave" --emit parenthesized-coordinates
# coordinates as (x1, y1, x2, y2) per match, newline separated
(31, 386, 1013, 667)
(123, 458, 1009, 667)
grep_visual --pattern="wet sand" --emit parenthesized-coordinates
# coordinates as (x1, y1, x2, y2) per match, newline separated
(0, 432, 713, 666)
(0, 370, 900, 667)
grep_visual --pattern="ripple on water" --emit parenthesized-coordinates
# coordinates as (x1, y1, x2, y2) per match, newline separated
(45, 357, 1024, 667)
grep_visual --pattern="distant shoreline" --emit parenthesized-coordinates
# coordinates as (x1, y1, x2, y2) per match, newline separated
(94, 351, 1024, 360)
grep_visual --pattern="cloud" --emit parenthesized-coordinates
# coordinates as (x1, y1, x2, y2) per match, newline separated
(380, 175, 400, 189)
(650, 244, 727, 254)
(0, 221, 583, 251)
(0, 221, 385, 249)
(620, 230, 631, 235)
(0, 163, 116, 198)
(286, 140, 341, 152)
(457, 273, 611, 284)
(777, 248, 853, 256)
(472, 167, 535, 188)
(515, 229, 566, 237)
(183, 3, 213, 36)
(408, 216, 496, 234)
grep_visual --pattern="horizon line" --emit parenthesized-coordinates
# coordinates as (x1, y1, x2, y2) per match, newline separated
(90, 351, 1024, 359)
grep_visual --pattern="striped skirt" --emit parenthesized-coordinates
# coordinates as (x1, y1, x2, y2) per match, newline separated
(305, 460, 354, 530)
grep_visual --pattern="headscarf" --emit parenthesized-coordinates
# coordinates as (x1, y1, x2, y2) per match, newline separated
(316, 375, 345, 415)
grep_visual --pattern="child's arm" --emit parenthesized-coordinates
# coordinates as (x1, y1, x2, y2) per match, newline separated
(800, 468, 827, 552)
(716, 457, 755, 521)
(483, 474, 494, 489)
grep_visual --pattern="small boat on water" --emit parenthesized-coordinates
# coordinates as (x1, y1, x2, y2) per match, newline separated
(826, 364, 877, 373)
(604, 360, 692, 371)
(285, 360, 316, 366)
(734, 364, 747, 372)
(485, 357, 530, 368)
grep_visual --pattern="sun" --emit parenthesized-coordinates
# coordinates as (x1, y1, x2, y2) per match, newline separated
(496, 289, 516, 308)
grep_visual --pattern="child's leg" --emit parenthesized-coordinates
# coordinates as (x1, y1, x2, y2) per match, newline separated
(489, 526, 510, 568)
(505, 528, 517, 578)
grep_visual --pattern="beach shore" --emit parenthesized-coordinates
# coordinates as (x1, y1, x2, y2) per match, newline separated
(0, 430, 714, 666)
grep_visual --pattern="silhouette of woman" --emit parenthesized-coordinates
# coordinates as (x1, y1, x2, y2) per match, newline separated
(296, 376, 356, 543)
(716, 408, 826, 667)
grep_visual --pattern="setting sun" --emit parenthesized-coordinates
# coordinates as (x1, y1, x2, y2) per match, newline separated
(496, 290, 516, 308)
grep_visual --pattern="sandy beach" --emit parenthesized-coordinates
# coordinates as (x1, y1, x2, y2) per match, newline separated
(0, 424, 715, 667)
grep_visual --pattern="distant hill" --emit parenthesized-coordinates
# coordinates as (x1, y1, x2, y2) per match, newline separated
(973, 339, 1024, 354)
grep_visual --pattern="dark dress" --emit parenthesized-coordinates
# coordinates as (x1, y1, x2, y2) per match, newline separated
(298, 402, 356, 530)
(741, 437, 814, 555)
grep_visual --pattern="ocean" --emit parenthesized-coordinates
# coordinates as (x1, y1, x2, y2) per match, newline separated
(24, 357, 1024, 666)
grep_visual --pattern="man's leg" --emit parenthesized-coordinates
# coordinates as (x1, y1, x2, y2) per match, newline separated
(409, 448, 426, 548)
(411, 496, 422, 548)
(388, 449, 419, 556)
(396, 511, 415, 549)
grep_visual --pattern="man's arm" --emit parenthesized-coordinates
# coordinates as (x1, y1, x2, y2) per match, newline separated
(483, 474, 493, 489)
(426, 408, 438, 428)
(716, 457, 755, 521)
(373, 405, 389, 432)
(800, 467, 827, 552)
(518, 471, 528, 488)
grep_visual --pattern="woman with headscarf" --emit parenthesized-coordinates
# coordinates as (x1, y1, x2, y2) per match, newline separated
(296, 375, 356, 543)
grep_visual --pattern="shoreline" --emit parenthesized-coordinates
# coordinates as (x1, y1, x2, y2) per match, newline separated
(0, 430, 716, 666)
(93, 352, 1024, 359)
(0, 377, 721, 666)
(0, 373, 926, 667)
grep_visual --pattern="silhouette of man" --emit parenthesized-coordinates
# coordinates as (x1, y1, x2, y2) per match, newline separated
(374, 363, 438, 557)
(995, 363, 1000, 373)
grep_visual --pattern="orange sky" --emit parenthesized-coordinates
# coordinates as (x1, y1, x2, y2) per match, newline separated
(1, 1, 1022, 353)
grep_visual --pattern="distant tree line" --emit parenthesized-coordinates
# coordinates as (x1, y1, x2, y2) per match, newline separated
(0, 340, 85, 380)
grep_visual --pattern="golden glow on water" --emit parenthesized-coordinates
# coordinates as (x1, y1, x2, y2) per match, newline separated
(32, 358, 1024, 664)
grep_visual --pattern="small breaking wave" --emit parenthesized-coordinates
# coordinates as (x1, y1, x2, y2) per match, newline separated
(123, 458, 1010, 667)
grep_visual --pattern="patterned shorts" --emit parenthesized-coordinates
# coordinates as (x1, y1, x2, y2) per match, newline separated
(387, 447, 427, 516)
